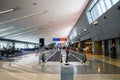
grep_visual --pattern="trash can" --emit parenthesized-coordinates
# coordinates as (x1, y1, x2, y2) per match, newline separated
(61, 64, 73, 80)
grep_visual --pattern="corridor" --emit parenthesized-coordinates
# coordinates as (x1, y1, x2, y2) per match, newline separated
(0, 49, 120, 80)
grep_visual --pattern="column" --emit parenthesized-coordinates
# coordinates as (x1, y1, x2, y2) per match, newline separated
(108, 40, 112, 57)
(92, 41, 95, 54)
(115, 38, 120, 59)
(102, 41, 105, 55)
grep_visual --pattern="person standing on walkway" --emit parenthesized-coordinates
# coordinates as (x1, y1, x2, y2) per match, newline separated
(65, 47, 69, 63)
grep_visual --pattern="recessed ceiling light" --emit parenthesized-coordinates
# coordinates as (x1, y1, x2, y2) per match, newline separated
(84, 29, 87, 32)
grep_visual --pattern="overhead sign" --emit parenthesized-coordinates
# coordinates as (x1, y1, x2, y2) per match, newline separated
(53, 38, 60, 41)
(53, 38, 67, 41)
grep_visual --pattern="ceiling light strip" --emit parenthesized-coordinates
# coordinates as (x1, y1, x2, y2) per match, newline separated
(0, 11, 48, 25)
(10, 31, 37, 39)
(0, 9, 14, 14)
(13, 37, 37, 43)
(2, 28, 37, 38)
(9, 28, 38, 37)
(0, 27, 14, 32)
(0, 24, 45, 37)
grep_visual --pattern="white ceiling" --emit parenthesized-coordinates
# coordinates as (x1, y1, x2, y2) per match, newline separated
(0, 0, 89, 45)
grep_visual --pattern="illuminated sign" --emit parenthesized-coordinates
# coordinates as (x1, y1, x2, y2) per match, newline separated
(53, 38, 67, 41)
(53, 38, 60, 41)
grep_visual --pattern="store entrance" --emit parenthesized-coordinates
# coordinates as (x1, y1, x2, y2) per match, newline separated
(84, 40, 92, 57)
(111, 39, 116, 58)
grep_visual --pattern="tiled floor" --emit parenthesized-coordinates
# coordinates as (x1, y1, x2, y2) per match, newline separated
(89, 54, 120, 67)
(0, 51, 120, 80)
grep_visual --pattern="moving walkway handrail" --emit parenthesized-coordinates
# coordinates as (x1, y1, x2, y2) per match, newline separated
(70, 50, 87, 63)
(45, 49, 60, 62)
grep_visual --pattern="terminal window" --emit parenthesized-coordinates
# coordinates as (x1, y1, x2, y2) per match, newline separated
(86, 0, 120, 24)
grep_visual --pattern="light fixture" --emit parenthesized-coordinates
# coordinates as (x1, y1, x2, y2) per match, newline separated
(71, 41, 73, 44)
(0, 24, 44, 37)
(79, 33, 81, 35)
(0, 10, 48, 25)
(0, 27, 14, 32)
(8, 28, 38, 37)
(10, 31, 37, 39)
(93, 21, 98, 26)
(0, 7, 20, 15)
(84, 29, 87, 32)
(0, 9, 14, 14)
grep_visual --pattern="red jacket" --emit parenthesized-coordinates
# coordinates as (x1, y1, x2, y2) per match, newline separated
(66, 48, 69, 54)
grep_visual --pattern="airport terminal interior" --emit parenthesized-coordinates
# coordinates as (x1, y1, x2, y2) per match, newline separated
(0, 0, 120, 80)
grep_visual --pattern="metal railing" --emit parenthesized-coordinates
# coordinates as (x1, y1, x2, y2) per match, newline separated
(70, 50, 87, 63)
